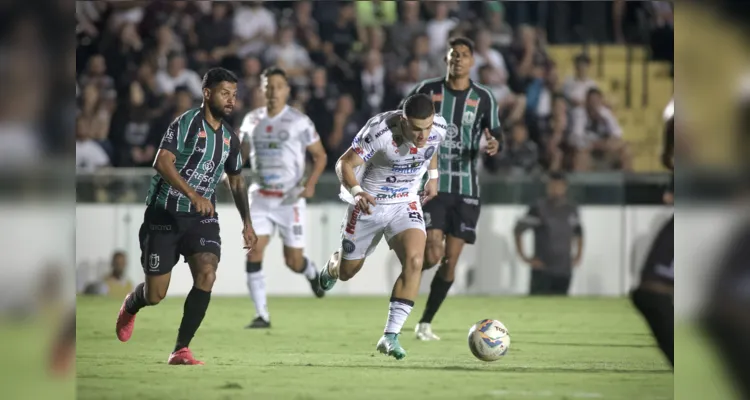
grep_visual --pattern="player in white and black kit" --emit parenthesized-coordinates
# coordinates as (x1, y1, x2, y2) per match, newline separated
(316, 94, 447, 360)
(239, 67, 328, 328)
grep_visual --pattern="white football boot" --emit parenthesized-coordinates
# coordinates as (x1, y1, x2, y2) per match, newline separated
(414, 322, 441, 341)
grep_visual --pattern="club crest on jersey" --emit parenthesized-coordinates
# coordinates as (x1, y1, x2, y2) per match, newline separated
(462, 111, 476, 126)
(424, 146, 435, 159)
(278, 130, 290, 141)
(446, 123, 459, 139)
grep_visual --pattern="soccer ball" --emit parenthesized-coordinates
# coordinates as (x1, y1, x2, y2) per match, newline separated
(468, 319, 511, 362)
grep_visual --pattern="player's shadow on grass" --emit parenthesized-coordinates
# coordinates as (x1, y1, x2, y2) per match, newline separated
(292, 363, 671, 374)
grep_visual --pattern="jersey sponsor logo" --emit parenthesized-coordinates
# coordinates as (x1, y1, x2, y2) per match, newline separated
(449, 171, 471, 177)
(408, 201, 418, 211)
(460, 222, 476, 232)
(149, 223, 172, 231)
(466, 98, 479, 107)
(364, 134, 373, 144)
(428, 134, 438, 141)
(278, 130, 290, 141)
(196, 146, 206, 154)
(392, 167, 420, 174)
(266, 125, 273, 133)
(463, 197, 479, 205)
(409, 147, 418, 154)
(164, 124, 176, 143)
(261, 173, 282, 182)
(168, 187, 182, 197)
(440, 153, 459, 160)
(424, 212, 432, 227)
(221, 151, 229, 163)
(433, 121, 446, 130)
(441, 141, 465, 150)
(203, 160, 215, 172)
(342, 239, 356, 254)
(345, 205, 361, 234)
(200, 217, 218, 224)
(407, 202, 423, 222)
(385, 175, 415, 184)
(377, 186, 409, 199)
(185, 169, 216, 184)
(462, 111, 476, 125)
(424, 146, 435, 159)
(375, 127, 389, 138)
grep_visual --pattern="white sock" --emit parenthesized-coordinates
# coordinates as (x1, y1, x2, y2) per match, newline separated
(246, 271, 269, 321)
(302, 258, 317, 280)
(384, 299, 414, 334)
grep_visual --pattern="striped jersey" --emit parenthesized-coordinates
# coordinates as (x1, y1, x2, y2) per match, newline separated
(404, 77, 502, 197)
(145, 107, 243, 213)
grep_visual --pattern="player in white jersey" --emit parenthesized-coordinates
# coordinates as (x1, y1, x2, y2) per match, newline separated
(239, 67, 328, 329)
(317, 93, 447, 360)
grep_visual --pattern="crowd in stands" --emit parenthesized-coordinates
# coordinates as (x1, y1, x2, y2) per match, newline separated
(76, 0, 673, 175)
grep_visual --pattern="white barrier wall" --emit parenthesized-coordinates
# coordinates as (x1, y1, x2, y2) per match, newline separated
(76, 204, 674, 298)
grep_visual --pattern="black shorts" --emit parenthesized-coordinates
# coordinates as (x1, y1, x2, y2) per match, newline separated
(138, 206, 221, 276)
(422, 193, 480, 244)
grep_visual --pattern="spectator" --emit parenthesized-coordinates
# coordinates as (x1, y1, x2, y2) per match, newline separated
(78, 83, 112, 143)
(494, 123, 539, 175)
(477, 64, 524, 124)
(562, 54, 598, 107)
(101, 23, 144, 92)
(76, 116, 110, 174)
(410, 33, 443, 81)
(238, 56, 263, 109)
(264, 25, 313, 88)
(356, 1, 398, 28)
(109, 82, 165, 167)
(399, 58, 422, 98)
(484, 1, 514, 50)
(291, 0, 319, 48)
(525, 62, 561, 146)
(426, 2, 457, 56)
(514, 172, 583, 296)
(544, 95, 568, 171)
(320, 2, 361, 61)
(470, 29, 508, 83)
(83, 251, 133, 298)
(148, 24, 185, 72)
(155, 52, 203, 99)
(570, 88, 632, 171)
(78, 54, 117, 110)
(306, 67, 339, 137)
(359, 49, 387, 114)
(233, 1, 277, 58)
(193, 2, 236, 70)
(389, 1, 426, 61)
(325, 93, 365, 169)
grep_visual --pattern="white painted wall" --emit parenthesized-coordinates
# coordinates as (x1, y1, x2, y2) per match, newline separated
(76, 204, 674, 298)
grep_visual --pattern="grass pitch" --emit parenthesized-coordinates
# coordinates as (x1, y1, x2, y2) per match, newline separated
(77, 296, 674, 400)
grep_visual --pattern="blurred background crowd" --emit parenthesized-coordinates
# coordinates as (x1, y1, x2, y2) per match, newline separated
(76, 0, 674, 177)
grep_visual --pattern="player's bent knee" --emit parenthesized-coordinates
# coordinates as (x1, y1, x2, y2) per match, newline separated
(404, 254, 424, 276)
(195, 268, 217, 289)
(425, 243, 444, 267)
(339, 259, 363, 281)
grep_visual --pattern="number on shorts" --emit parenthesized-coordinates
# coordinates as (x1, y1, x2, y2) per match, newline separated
(293, 225, 303, 236)
(408, 211, 423, 222)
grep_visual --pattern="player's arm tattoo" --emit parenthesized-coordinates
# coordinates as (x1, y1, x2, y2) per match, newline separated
(226, 173, 252, 225)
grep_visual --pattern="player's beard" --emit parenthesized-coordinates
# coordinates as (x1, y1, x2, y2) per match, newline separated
(208, 101, 230, 120)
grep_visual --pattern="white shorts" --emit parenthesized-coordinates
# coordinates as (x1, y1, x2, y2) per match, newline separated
(340, 200, 426, 260)
(249, 191, 306, 248)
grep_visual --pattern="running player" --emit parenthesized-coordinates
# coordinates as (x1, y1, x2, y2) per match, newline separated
(402, 37, 502, 340)
(317, 93, 447, 359)
(115, 68, 258, 365)
(239, 67, 328, 328)
(630, 98, 674, 367)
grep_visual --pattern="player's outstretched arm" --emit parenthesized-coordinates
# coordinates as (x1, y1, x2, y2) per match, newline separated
(153, 149, 213, 216)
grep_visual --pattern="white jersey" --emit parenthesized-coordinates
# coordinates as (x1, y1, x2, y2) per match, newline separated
(339, 110, 447, 205)
(239, 106, 320, 194)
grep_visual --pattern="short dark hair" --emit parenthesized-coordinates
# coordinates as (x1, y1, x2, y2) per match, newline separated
(586, 87, 603, 99)
(202, 67, 238, 90)
(448, 36, 475, 54)
(402, 93, 434, 119)
(261, 66, 288, 82)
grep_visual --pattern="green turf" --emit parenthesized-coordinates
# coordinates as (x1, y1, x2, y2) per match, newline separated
(77, 296, 673, 400)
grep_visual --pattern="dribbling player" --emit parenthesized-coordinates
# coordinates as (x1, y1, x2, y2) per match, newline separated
(317, 93, 447, 360)
(239, 67, 328, 328)
(115, 68, 258, 365)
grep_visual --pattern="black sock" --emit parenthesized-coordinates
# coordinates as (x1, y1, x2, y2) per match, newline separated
(419, 274, 453, 324)
(174, 287, 211, 353)
(125, 282, 149, 314)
